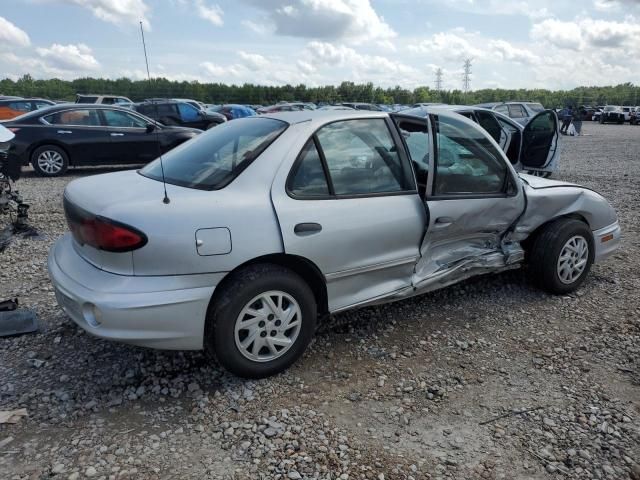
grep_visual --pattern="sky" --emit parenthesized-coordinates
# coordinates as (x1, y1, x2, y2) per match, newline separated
(0, 0, 638, 91)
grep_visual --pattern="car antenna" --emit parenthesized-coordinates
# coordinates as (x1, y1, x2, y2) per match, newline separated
(140, 20, 170, 204)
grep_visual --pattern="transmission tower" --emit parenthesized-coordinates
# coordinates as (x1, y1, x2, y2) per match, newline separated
(462, 58, 472, 94)
(435, 68, 443, 92)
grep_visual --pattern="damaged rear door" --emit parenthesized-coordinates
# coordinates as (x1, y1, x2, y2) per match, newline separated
(413, 112, 525, 291)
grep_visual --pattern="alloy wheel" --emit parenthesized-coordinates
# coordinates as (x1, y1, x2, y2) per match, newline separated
(557, 235, 589, 284)
(37, 150, 64, 175)
(234, 290, 302, 362)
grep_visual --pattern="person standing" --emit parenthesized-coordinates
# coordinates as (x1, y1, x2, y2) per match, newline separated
(573, 106, 585, 136)
(560, 106, 573, 134)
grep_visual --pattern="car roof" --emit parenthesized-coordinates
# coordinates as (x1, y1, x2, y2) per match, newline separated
(5, 103, 142, 122)
(260, 108, 479, 128)
(261, 109, 388, 124)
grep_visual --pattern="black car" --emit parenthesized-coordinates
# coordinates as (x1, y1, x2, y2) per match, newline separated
(134, 100, 226, 130)
(3, 104, 201, 177)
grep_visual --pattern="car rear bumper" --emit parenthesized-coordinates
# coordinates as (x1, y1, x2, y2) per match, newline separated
(48, 234, 226, 350)
(593, 221, 621, 263)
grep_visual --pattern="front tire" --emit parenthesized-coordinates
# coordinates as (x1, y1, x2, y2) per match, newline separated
(31, 145, 68, 177)
(206, 264, 317, 378)
(528, 219, 595, 294)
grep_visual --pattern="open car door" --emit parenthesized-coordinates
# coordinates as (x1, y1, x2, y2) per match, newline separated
(519, 110, 559, 171)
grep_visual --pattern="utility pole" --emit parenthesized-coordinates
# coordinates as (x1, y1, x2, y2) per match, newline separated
(435, 68, 443, 92)
(462, 58, 472, 98)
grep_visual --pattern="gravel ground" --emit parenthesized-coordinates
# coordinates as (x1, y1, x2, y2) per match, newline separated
(1, 122, 638, 480)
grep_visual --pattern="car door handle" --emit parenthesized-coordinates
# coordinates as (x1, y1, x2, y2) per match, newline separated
(294, 223, 322, 236)
(434, 217, 453, 227)
(110, 133, 125, 137)
(56, 130, 72, 134)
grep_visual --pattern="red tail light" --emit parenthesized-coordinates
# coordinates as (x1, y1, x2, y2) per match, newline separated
(64, 197, 147, 252)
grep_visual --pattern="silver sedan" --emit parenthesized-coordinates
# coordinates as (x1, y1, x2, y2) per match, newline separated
(48, 110, 621, 378)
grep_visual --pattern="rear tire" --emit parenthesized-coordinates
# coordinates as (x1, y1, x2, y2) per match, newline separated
(528, 219, 594, 294)
(31, 145, 68, 177)
(205, 264, 317, 378)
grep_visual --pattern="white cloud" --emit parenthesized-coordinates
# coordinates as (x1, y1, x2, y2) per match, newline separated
(61, 0, 150, 28)
(305, 41, 418, 85)
(200, 61, 244, 78)
(238, 51, 270, 69)
(531, 18, 583, 50)
(242, 19, 271, 34)
(194, 0, 223, 26)
(408, 29, 537, 65)
(439, 0, 551, 19)
(531, 16, 640, 50)
(0, 16, 30, 48)
(240, 0, 396, 44)
(594, 0, 640, 11)
(36, 43, 100, 71)
(488, 39, 538, 64)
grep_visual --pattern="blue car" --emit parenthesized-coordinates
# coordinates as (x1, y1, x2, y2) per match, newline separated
(207, 104, 256, 120)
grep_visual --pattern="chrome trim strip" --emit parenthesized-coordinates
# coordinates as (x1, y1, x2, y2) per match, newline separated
(325, 255, 418, 281)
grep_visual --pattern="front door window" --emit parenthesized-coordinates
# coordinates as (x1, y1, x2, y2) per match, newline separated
(433, 115, 510, 196)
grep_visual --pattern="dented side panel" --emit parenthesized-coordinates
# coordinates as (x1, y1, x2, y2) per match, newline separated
(413, 194, 525, 284)
(513, 175, 618, 239)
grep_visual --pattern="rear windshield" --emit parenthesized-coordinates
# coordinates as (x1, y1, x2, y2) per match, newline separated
(140, 117, 287, 190)
(526, 103, 545, 113)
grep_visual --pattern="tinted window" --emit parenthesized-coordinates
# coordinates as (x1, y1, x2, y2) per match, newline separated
(494, 105, 509, 115)
(178, 102, 199, 121)
(434, 115, 508, 195)
(475, 111, 502, 143)
(140, 118, 287, 190)
(7, 101, 31, 112)
(34, 101, 53, 110)
(288, 140, 330, 196)
(44, 109, 101, 126)
(102, 109, 147, 128)
(508, 104, 526, 118)
(527, 103, 545, 113)
(315, 119, 413, 195)
(76, 96, 98, 104)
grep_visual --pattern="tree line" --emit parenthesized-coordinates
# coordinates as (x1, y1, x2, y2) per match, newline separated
(2, 75, 639, 107)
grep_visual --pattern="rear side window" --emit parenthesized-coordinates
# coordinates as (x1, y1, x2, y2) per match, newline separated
(288, 140, 330, 196)
(140, 117, 287, 190)
(44, 109, 101, 126)
(8, 101, 31, 112)
(508, 104, 526, 118)
(315, 119, 413, 195)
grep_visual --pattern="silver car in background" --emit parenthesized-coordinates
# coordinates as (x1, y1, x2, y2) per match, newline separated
(48, 110, 621, 378)
(403, 105, 559, 177)
(474, 101, 546, 125)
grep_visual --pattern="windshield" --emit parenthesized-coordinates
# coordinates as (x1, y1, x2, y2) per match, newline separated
(140, 117, 287, 190)
(526, 103, 545, 113)
(604, 106, 618, 112)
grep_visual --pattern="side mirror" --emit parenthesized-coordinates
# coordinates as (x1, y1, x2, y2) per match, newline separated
(146, 123, 156, 133)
